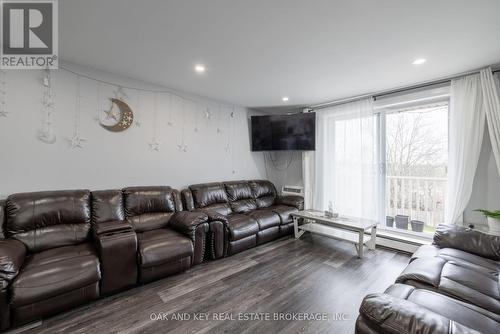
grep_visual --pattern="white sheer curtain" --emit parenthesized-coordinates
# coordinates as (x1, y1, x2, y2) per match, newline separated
(446, 74, 485, 225)
(303, 98, 379, 220)
(480, 68, 500, 176)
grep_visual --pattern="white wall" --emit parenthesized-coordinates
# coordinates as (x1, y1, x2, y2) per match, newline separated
(0, 62, 266, 197)
(264, 151, 303, 193)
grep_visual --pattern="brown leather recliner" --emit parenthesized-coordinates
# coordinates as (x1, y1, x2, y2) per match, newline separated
(123, 186, 209, 283)
(1, 190, 101, 327)
(0, 186, 210, 331)
(356, 224, 500, 334)
(182, 180, 304, 259)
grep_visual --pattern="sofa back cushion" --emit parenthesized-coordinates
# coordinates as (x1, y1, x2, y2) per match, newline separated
(91, 190, 125, 224)
(434, 224, 500, 261)
(189, 182, 232, 215)
(6, 190, 91, 252)
(224, 181, 257, 213)
(249, 180, 277, 208)
(123, 186, 179, 232)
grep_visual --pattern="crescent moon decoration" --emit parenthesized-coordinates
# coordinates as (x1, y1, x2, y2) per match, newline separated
(100, 98, 134, 132)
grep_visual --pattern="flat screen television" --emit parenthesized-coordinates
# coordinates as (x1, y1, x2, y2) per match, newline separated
(251, 113, 316, 151)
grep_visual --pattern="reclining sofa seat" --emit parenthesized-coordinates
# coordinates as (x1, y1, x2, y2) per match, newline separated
(356, 224, 500, 334)
(1, 190, 101, 327)
(0, 186, 209, 331)
(182, 180, 304, 259)
(122, 186, 209, 283)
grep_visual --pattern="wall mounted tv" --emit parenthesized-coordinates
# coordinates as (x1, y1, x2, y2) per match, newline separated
(251, 113, 316, 151)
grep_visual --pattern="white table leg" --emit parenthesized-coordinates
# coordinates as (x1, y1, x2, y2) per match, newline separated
(368, 226, 377, 250)
(357, 230, 364, 258)
(293, 216, 305, 239)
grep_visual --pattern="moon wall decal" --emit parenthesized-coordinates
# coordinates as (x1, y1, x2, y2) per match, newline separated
(100, 98, 134, 132)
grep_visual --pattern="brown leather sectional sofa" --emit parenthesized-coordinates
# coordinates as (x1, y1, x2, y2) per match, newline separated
(356, 224, 500, 334)
(181, 180, 304, 259)
(0, 180, 303, 331)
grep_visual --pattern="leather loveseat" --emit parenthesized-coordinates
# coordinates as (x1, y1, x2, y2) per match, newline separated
(0, 186, 209, 330)
(356, 224, 500, 334)
(182, 180, 304, 259)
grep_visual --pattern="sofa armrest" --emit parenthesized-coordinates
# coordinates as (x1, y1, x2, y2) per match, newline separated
(193, 210, 229, 260)
(170, 212, 209, 264)
(357, 293, 480, 334)
(181, 189, 195, 211)
(434, 224, 500, 261)
(92, 220, 134, 236)
(276, 195, 304, 210)
(170, 211, 209, 239)
(0, 239, 26, 283)
(200, 209, 228, 224)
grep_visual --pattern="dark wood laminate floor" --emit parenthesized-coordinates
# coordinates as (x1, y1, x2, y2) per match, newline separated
(12, 234, 410, 334)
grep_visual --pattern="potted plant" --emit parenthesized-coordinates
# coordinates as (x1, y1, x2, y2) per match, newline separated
(386, 216, 394, 228)
(395, 215, 409, 230)
(474, 209, 500, 233)
(410, 220, 424, 233)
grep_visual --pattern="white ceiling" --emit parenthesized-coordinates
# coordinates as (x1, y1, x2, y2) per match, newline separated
(60, 0, 500, 110)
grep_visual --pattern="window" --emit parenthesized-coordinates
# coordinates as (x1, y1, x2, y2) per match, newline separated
(309, 89, 450, 238)
(381, 102, 449, 236)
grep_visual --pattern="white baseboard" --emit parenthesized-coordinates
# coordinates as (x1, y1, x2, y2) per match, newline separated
(375, 235, 420, 253)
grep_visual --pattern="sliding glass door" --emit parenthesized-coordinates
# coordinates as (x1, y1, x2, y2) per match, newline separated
(381, 102, 449, 236)
(310, 95, 449, 238)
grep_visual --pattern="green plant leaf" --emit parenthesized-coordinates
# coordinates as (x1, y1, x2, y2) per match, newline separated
(474, 209, 500, 218)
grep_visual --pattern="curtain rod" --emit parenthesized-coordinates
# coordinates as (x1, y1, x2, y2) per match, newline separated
(309, 67, 500, 110)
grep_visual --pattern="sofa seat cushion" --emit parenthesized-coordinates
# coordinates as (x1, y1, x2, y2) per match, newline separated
(268, 205, 298, 224)
(226, 214, 259, 241)
(11, 243, 100, 308)
(137, 229, 193, 268)
(246, 209, 281, 230)
(397, 256, 500, 315)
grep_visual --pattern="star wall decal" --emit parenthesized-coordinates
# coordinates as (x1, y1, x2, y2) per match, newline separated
(177, 142, 188, 152)
(148, 138, 161, 151)
(37, 130, 56, 144)
(113, 86, 129, 100)
(0, 110, 9, 117)
(204, 108, 212, 119)
(67, 134, 86, 149)
(103, 104, 119, 121)
(135, 120, 142, 127)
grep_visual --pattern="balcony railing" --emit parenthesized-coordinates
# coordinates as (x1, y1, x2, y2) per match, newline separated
(386, 175, 446, 233)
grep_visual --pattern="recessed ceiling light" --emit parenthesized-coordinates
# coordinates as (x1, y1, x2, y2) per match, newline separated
(282, 97, 289, 102)
(412, 58, 427, 65)
(194, 64, 206, 73)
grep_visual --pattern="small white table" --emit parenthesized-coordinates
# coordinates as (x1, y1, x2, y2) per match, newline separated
(291, 210, 378, 258)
